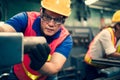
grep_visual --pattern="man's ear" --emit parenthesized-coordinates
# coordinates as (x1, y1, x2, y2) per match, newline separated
(116, 25, 120, 30)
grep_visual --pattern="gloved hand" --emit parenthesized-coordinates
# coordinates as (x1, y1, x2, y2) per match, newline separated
(29, 43, 50, 71)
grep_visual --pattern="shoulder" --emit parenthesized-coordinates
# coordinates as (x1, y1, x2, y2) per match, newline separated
(12, 12, 27, 18)
(6, 12, 28, 23)
(64, 35, 73, 43)
(93, 29, 111, 43)
(5, 12, 28, 32)
(56, 35, 73, 58)
(99, 29, 111, 38)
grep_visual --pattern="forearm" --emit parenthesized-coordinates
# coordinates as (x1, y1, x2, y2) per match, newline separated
(0, 26, 5, 32)
(0, 23, 16, 32)
(107, 52, 120, 58)
(39, 62, 60, 75)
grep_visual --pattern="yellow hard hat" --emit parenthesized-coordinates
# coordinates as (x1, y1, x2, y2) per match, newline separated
(112, 10, 120, 23)
(41, 0, 71, 17)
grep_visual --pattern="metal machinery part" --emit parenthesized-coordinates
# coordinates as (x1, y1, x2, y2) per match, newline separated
(0, 33, 47, 79)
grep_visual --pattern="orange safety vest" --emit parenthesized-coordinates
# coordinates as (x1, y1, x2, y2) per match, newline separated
(14, 11, 69, 80)
(84, 28, 116, 65)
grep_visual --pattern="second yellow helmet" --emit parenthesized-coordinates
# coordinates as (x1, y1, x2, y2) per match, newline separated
(112, 10, 120, 23)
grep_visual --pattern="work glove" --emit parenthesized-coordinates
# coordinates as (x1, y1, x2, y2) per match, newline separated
(29, 43, 50, 71)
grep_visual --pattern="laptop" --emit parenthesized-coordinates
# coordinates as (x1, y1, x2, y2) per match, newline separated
(0, 32, 23, 68)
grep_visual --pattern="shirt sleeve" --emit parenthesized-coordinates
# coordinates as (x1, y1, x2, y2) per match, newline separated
(99, 29, 116, 55)
(55, 35, 73, 58)
(5, 12, 28, 32)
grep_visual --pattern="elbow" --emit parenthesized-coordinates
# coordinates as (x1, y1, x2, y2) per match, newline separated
(49, 67, 61, 75)
(40, 65, 62, 76)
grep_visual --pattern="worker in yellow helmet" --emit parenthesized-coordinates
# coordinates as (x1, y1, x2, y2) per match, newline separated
(113, 10, 120, 53)
(0, 0, 73, 80)
(84, 10, 120, 80)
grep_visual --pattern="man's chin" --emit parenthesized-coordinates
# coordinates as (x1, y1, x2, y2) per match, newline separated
(45, 33, 54, 36)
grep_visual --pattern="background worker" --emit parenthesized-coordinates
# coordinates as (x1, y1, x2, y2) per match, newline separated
(0, 0, 73, 80)
(84, 10, 120, 80)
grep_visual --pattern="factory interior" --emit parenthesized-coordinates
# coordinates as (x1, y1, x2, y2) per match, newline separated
(0, 0, 120, 80)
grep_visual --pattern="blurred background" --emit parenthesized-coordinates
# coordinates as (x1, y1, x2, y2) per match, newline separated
(0, 0, 120, 80)
(0, 0, 119, 28)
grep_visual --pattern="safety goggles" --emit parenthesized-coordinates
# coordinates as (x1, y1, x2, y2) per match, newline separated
(41, 12, 65, 25)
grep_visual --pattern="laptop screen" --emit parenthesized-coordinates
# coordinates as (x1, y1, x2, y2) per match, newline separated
(0, 32, 23, 67)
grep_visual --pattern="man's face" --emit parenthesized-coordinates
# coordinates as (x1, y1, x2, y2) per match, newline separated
(117, 27, 120, 39)
(40, 9, 65, 36)
(115, 23, 120, 38)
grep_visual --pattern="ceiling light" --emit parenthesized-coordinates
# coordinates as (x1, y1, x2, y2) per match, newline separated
(85, 0, 99, 5)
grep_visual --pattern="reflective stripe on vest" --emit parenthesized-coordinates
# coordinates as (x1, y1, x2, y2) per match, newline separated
(84, 28, 116, 65)
(22, 63, 40, 80)
(14, 11, 69, 80)
(107, 28, 116, 46)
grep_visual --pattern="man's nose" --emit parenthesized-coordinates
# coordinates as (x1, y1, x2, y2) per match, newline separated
(48, 19, 55, 26)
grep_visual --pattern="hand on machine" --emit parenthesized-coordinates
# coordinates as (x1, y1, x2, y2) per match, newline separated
(29, 43, 50, 71)
(24, 37, 51, 71)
